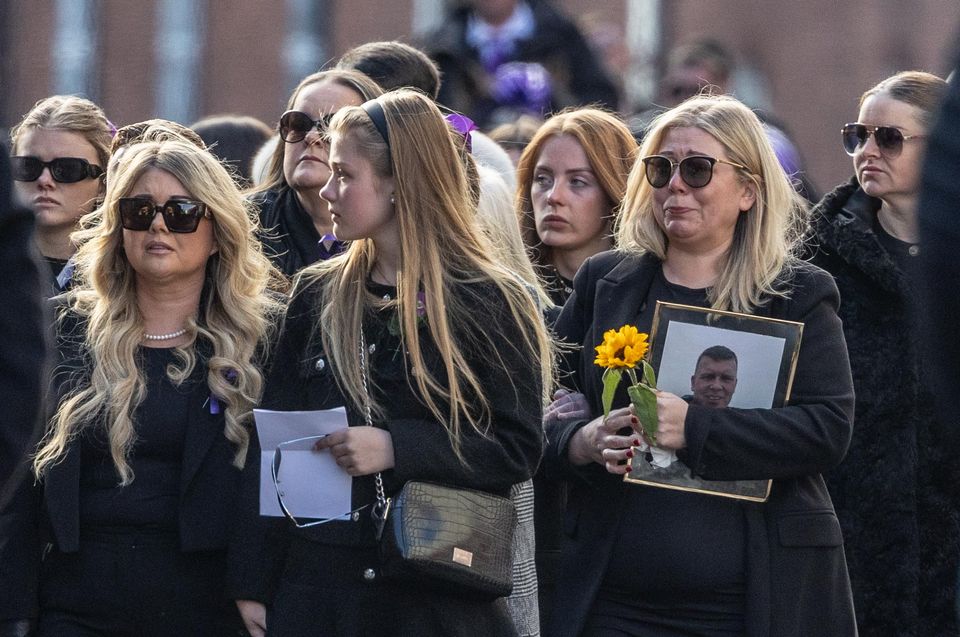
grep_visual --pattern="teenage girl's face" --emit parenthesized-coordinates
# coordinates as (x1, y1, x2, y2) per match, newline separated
(14, 128, 103, 238)
(530, 134, 611, 258)
(282, 80, 365, 193)
(320, 133, 397, 245)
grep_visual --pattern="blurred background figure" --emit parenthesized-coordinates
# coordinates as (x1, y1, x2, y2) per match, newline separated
(0, 148, 46, 637)
(634, 37, 818, 202)
(248, 69, 382, 277)
(0, 145, 46, 531)
(808, 70, 956, 636)
(9, 96, 112, 295)
(191, 114, 273, 188)
(515, 107, 637, 305)
(488, 114, 543, 166)
(336, 40, 441, 100)
(424, 0, 619, 128)
(917, 42, 960, 633)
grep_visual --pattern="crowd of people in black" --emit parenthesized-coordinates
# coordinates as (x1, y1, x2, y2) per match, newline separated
(1, 1, 958, 636)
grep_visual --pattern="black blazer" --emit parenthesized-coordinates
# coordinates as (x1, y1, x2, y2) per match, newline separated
(544, 251, 858, 637)
(0, 312, 245, 620)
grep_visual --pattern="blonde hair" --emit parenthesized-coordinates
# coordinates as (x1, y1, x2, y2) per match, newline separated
(301, 89, 553, 462)
(618, 95, 807, 313)
(250, 69, 383, 196)
(34, 140, 284, 483)
(515, 108, 638, 267)
(10, 95, 113, 170)
(475, 164, 553, 308)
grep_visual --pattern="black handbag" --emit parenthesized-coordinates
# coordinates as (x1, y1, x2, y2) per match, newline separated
(359, 331, 516, 599)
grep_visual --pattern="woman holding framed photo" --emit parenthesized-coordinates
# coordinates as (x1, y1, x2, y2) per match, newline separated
(544, 95, 856, 636)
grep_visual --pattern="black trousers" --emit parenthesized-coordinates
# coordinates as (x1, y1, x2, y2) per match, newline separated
(37, 529, 244, 637)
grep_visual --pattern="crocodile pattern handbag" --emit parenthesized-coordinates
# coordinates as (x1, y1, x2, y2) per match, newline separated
(360, 331, 516, 599)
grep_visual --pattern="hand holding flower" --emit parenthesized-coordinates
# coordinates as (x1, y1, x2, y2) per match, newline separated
(594, 325, 659, 444)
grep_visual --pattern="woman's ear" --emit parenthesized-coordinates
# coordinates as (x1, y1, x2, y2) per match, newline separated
(739, 179, 757, 213)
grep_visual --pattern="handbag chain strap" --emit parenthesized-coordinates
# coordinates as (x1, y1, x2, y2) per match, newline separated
(359, 329, 390, 522)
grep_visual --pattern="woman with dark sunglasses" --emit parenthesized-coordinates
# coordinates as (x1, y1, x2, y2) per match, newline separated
(9, 95, 112, 294)
(544, 95, 856, 636)
(248, 69, 382, 277)
(0, 139, 283, 636)
(808, 71, 956, 636)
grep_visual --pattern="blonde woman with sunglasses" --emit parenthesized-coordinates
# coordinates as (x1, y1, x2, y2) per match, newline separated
(544, 95, 856, 636)
(0, 139, 282, 636)
(808, 70, 955, 636)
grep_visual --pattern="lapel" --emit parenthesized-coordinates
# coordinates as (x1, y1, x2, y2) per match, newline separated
(180, 372, 222, 496)
(581, 253, 660, 405)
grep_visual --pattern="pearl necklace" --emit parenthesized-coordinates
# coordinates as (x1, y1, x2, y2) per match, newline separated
(143, 328, 188, 341)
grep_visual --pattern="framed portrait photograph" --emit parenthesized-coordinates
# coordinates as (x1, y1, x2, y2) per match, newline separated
(624, 301, 804, 502)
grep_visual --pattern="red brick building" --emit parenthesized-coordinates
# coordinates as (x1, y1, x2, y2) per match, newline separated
(1, 0, 956, 189)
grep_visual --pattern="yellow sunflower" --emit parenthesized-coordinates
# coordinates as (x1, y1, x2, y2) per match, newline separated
(594, 325, 649, 370)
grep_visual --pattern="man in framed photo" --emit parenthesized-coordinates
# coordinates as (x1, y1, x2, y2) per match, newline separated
(685, 345, 738, 408)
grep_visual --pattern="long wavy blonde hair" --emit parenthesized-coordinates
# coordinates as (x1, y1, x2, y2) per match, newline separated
(33, 140, 284, 484)
(618, 95, 808, 313)
(300, 90, 554, 463)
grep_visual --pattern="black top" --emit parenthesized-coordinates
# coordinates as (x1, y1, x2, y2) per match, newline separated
(542, 266, 574, 307)
(872, 214, 920, 275)
(251, 188, 345, 278)
(597, 269, 746, 633)
(79, 347, 199, 531)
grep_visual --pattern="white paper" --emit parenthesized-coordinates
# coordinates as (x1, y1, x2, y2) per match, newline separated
(254, 408, 352, 520)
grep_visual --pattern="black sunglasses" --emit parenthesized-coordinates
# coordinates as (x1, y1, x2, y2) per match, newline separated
(841, 123, 925, 158)
(118, 197, 211, 233)
(642, 155, 749, 189)
(279, 110, 334, 144)
(10, 156, 104, 183)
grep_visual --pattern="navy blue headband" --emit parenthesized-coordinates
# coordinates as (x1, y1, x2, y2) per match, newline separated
(361, 99, 390, 151)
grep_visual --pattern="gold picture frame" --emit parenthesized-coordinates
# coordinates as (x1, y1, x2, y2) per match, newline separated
(624, 301, 804, 502)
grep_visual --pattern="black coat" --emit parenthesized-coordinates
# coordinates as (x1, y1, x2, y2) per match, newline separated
(810, 178, 960, 636)
(424, 0, 618, 127)
(228, 275, 545, 635)
(0, 312, 246, 621)
(544, 251, 857, 637)
(252, 188, 344, 278)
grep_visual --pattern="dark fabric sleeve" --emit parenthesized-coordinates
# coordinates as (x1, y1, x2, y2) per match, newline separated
(541, 257, 611, 488)
(679, 267, 855, 481)
(555, 15, 619, 109)
(0, 150, 47, 508)
(918, 48, 960, 451)
(388, 287, 545, 494)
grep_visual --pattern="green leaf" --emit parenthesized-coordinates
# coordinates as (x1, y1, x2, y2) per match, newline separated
(601, 368, 622, 420)
(628, 383, 659, 444)
(641, 359, 657, 388)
